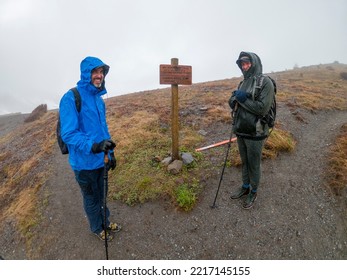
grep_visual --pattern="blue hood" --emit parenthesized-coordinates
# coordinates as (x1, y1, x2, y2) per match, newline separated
(77, 56, 110, 96)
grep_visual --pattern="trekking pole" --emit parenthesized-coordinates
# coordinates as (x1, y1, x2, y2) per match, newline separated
(103, 152, 109, 260)
(210, 112, 234, 209)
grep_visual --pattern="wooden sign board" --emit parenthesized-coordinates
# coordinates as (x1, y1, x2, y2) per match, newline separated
(160, 64, 192, 85)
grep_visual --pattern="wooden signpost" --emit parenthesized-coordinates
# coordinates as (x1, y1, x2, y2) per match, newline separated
(160, 58, 192, 160)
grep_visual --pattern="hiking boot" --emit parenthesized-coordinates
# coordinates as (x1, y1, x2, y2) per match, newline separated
(94, 230, 113, 241)
(243, 192, 257, 209)
(107, 222, 122, 233)
(230, 187, 250, 199)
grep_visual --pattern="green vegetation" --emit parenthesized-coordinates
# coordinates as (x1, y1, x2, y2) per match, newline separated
(175, 181, 199, 211)
(107, 110, 205, 209)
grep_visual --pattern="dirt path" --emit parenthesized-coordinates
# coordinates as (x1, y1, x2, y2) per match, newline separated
(2, 105, 347, 260)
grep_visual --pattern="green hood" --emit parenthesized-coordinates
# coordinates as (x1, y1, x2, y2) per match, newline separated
(236, 51, 263, 79)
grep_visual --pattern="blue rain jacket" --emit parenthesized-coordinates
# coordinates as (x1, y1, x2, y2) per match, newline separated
(59, 57, 112, 171)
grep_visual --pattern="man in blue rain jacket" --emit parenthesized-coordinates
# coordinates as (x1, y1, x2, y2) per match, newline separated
(59, 56, 121, 241)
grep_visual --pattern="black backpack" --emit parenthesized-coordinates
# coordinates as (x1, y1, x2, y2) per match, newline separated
(56, 87, 81, 154)
(255, 75, 277, 128)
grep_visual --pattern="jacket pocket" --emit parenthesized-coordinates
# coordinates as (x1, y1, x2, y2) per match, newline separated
(234, 108, 258, 135)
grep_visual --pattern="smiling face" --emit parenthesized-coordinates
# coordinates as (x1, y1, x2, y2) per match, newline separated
(91, 67, 104, 88)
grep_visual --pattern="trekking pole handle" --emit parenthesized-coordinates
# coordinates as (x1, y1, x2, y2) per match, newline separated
(104, 151, 109, 164)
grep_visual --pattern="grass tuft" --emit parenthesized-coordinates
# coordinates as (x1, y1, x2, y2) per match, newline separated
(175, 183, 197, 212)
(263, 127, 296, 159)
(228, 126, 296, 166)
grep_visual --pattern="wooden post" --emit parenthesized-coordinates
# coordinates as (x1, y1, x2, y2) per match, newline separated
(171, 58, 179, 160)
(159, 59, 192, 162)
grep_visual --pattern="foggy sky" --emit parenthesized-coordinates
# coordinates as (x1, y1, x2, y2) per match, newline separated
(0, 0, 346, 115)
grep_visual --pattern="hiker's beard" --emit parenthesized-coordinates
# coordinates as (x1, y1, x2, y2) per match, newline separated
(93, 81, 102, 88)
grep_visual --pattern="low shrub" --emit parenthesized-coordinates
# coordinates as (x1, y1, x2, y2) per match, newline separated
(24, 104, 47, 123)
(340, 72, 347, 80)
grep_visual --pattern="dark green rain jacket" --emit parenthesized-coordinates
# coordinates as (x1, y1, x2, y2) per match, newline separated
(230, 51, 275, 140)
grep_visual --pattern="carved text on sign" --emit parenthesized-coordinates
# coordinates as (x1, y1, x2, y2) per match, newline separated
(160, 65, 192, 85)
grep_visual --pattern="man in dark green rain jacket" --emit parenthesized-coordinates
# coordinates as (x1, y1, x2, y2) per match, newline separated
(229, 51, 275, 209)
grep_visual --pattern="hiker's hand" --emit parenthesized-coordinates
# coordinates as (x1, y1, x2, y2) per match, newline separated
(91, 139, 116, 154)
(234, 90, 248, 103)
(107, 152, 117, 171)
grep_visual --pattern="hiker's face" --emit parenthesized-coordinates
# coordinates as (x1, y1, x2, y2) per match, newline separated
(241, 61, 252, 72)
(91, 67, 104, 88)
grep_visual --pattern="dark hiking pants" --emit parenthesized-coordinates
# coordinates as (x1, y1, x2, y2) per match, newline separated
(237, 137, 264, 192)
(74, 167, 110, 234)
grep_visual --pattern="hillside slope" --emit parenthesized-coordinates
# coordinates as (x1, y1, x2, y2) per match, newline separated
(0, 63, 346, 259)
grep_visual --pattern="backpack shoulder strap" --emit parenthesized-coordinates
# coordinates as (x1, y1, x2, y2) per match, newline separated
(255, 74, 265, 91)
(256, 75, 277, 95)
(70, 87, 81, 112)
(251, 74, 264, 99)
(267, 76, 277, 94)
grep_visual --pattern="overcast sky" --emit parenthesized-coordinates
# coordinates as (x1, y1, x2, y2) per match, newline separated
(0, 0, 346, 115)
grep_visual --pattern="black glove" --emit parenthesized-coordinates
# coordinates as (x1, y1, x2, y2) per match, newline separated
(107, 152, 117, 171)
(234, 90, 249, 103)
(91, 139, 116, 154)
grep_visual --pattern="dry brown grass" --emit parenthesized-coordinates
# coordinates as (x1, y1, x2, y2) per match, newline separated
(325, 123, 347, 195)
(279, 91, 346, 111)
(275, 64, 347, 112)
(0, 112, 56, 239)
(263, 127, 296, 159)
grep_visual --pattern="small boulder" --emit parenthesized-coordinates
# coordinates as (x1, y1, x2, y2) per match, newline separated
(181, 152, 195, 165)
(167, 160, 183, 175)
